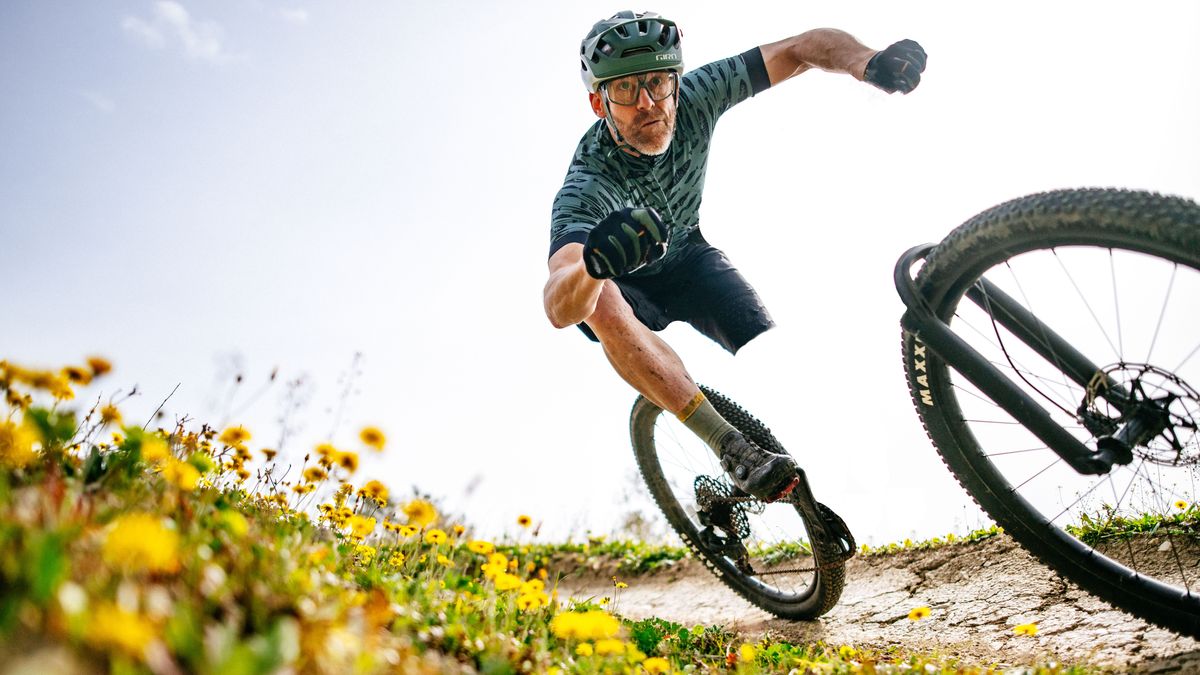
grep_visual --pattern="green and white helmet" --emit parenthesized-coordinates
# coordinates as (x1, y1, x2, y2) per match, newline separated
(580, 11, 683, 93)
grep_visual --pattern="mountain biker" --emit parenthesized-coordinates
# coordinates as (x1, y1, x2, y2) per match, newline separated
(543, 11, 926, 502)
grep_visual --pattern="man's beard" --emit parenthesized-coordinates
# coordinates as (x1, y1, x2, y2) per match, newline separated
(616, 111, 676, 156)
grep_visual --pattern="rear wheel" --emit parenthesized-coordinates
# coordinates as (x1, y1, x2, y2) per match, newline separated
(901, 188, 1200, 637)
(631, 385, 845, 619)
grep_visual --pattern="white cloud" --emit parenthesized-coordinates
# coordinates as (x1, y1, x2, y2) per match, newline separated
(80, 90, 116, 114)
(120, 15, 165, 48)
(121, 1, 234, 64)
(279, 8, 309, 25)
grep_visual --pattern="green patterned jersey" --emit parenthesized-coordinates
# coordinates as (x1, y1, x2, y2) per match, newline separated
(549, 48, 772, 275)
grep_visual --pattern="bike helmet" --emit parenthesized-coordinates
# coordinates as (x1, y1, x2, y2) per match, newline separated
(580, 11, 683, 93)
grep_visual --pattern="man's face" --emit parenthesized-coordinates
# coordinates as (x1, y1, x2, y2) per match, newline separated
(590, 71, 678, 156)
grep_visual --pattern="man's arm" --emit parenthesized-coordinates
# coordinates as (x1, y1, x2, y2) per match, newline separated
(759, 29, 876, 85)
(759, 29, 926, 93)
(544, 244, 605, 329)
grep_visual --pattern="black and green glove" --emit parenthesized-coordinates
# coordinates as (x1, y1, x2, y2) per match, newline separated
(864, 39, 927, 94)
(583, 207, 669, 279)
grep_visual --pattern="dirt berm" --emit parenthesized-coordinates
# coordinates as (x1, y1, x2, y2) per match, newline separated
(555, 535, 1199, 672)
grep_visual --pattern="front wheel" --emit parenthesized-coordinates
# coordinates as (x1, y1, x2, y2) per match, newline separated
(631, 385, 845, 619)
(901, 188, 1200, 638)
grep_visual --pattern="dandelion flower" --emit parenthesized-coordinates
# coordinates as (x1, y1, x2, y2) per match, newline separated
(161, 459, 200, 491)
(403, 499, 438, 527)
(218, 426, 251, 448)
(86, 603, 155, 657)
(452, 524, 465, 536)
(102, 513, 180, 574)
(643, 657, 670, 674)
(261, 448, 277, 461)
(389, 552, 406, 568)
(315, 442, 337, 458)
(517, 514, 532, 528)
(357, 480, 389, 505)
(516, 593, 546, 611)
(739, 644, 757, 662)
(1175, 500, 1189, 511)
(359, 426, 386, 451)
(594, 638, 625, 655)
(0, 419, 39, 468)
(348, 515, 377, 539)
(86, 356, 113, 377)
(62, 366, 92, 385)
(1013, 622, 1038, 636)
(99, 404, 123, 427)
(424, 528, 447, 545)
(236, 467, 252, 482)
(335, 451, 359, 473)
(398, 525, 419, 538)
(575, 643, 594, 657)
(303, 466, 327, 483)
(907, 606, 931, 621)
(494, 572, 522, 592)
(521, 579, 545, 595)
(437, 554, 452, 566)
(292, 483, 315, 495)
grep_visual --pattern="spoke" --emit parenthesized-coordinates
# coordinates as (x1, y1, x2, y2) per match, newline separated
(984, 446, 1053, 458)
(1005, 259, 1076, 403)
(1056, 250, 1120, 361)
(1110, 249, 1124, 361)
(1176, 341, 1200, 373)
(1013, 456, 1063, 491)
(1146, 263, 1178, 364)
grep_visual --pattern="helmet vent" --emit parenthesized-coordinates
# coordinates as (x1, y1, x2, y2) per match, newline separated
(614, 24, 628, 38)
(622, 46, 652, 57)
(637, 20, 648, 35)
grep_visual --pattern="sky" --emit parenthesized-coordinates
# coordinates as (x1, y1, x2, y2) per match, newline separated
(2, 1, 1198, 545)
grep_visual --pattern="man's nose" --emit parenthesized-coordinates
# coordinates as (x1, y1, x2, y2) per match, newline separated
(635, 85, 656, 111)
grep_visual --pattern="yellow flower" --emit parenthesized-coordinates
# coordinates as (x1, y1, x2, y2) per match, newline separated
(550, 611, 620, 641)
(389, 552, 406, 567)
(0, 418, 39, 468)
(140, 434, 170, 463)
(520, 579, 545, 595)
(357, 480, 389, 505)
(1175, 500, 1189, 511)
(348, 515, 377, 539)
(161, 458, 200, 491)
(219, 511, 249, 538)
(403, 499, 438, 527)
(62, 366, 92, 385)
(908, 606, 932, 621)
(424, 528, 447, 545)
(261, 447, 277, 461)
(218, 426, 251, 448)
(303, 466, 327, 482)
(236, 467, 251, 482)
(575, 643, 594, 657)
(595, 638, 625, 655)
(517, 514, 532, 528)
(437, 554, 452, 566)
(494, 572, 522, 592)
(838, 645, 857, 659)
(292, 483, 315, 494)
(468, 540, 495, 555)
(398, 525, 418, 538)
(739, 644, 757, 663)
(102, 513, 180, 574)
(643, 657, 671, 674)
(335, 451, 359, 473)
(86, 356, 113, 377)
(86, 603, 155, 657)
(359, 426, 386, 451)
(315, 442, 337, 458)
(99, 404, 123, 426)
(452, 524, 465, 536)
(1013, 622, 1038, 636)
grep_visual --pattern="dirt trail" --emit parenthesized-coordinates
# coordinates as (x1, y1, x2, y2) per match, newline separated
(555, 536, 1199, 671)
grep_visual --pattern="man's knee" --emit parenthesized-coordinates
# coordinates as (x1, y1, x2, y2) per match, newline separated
(585, 282, 637, 337)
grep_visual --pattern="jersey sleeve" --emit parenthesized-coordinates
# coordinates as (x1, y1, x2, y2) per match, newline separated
(678, 48, 771, 139)
(548, 156, 625, 258)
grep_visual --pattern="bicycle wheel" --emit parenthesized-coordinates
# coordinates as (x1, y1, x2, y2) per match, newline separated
(900, 188, 1200, 637)
(631, 385, 846, 619)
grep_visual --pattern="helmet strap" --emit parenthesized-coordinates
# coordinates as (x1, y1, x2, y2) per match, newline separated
(600, 88, 644, 158)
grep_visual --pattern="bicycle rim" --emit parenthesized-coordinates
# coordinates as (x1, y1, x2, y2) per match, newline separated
(630, 386, 843, 619)
(905, 189, 1200, 636)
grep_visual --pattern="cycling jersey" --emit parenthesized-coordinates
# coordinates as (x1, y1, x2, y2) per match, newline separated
(549, 48, 772, 273)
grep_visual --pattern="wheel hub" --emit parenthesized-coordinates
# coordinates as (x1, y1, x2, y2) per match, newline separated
(1082, 362, 1200, 467)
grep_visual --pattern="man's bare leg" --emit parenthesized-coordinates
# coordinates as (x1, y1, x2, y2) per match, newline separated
(584, 281, 696, 414)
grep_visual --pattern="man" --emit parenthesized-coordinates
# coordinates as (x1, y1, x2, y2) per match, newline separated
(544, 11, 926, 502)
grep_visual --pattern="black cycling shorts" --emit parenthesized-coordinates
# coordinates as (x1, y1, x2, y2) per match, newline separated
(577, 230, 775, 354)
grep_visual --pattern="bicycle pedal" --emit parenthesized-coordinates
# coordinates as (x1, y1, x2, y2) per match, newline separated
(767, 476, 801, 503)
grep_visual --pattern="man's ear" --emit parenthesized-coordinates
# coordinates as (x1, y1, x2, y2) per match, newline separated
(589, 92, 606, 118)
